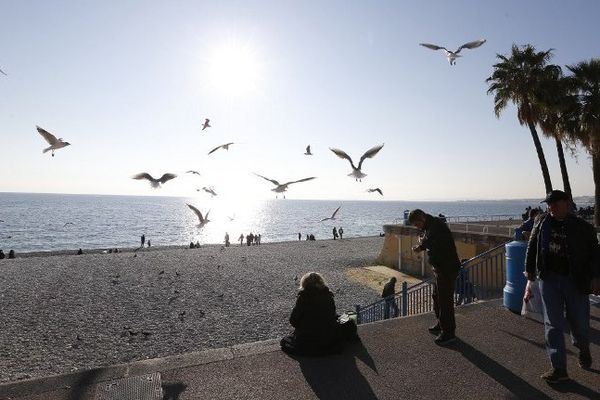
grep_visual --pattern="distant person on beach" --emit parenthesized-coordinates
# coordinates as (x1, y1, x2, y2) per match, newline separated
(332, 227, 338, 240)
(519, 208, 541, 240)
(409, 209, 460, 345)
(306, 234, 309, 241)
(190, 241, 195, 249)
(309, 234, 315, 241)
(141, 234, 145, 248)
(8, 250, 15, 259)
(0, 250, 5, 259)
(280, 272, 342, 356)
(246, 234, 252, 246)
(195, 241, 200, 248)
(524, 190, 600, 383)
(339, 227, 344, 239)
(77, 248, 83, 255)
(147, 240, 151, 247)
(258, 234, 262, 245)
(438, 213, 447, 223)
(225, 232, 230, 247)
(382, 277, 399, 319)
(239, 234, 244, 246)
(298, 232, 301, 241)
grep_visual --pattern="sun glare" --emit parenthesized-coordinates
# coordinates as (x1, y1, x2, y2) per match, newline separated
(207, 41, 261, 96)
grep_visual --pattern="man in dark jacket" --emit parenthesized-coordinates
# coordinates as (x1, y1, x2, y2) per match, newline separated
(382, 277, 399, 319)
(409, 209, 461, 345)
(524, 190, 600, 383)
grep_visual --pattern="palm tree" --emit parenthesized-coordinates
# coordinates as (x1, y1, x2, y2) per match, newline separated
(565, 59, 600, 224)
(486, 44, 555, 194)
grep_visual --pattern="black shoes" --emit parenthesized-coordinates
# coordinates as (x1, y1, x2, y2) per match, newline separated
(540, 368, 569, 384)
(434, 332, 456, 346)
(579, 350, 592, 369)
(428, 323, 442, 334)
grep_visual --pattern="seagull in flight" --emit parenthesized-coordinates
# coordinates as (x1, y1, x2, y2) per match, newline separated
(37, 126, 71, 157)
(132, 173, 177, 188)
(320, 205, 341, 222)
(202, 186, 217, 197)
(202, 119, 211, 130)
(208, 142, 234, 155)
(254, 174, 316, 199)
(330, 144, 384, 182)
(367, 188, 384, 196)
(0, 67, 6, 76)
(63, 222, 75, 228)
(186, 204, 210, 227)
(419, 39, 486, 65)
(304, 145, 313, 155)
(227, 214, 236, 222)
(186, 170, 201, 176)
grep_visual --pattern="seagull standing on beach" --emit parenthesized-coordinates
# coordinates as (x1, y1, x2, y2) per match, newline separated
(254, 174, 316, 199)
(202, 187, 217, 197)
(419, 39, 486, 65)
(367, 188, 384, 196)
(132, 173, 177, 188)
(202, 119, 211, 130)
(37, 126, 71, 157)
(304, 145, 313, 155)
(329, 144, 384, 182)
(320, 205, 341, 222)
(186, 204, 210, 228)
(208, 142, 234, 155)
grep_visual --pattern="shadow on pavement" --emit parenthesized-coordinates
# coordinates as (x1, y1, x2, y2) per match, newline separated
(68, 368, 101, 400)
(551, 379, 600, 400)
(451, 339, 553, 400)
(162, 382, 187, 400)
(289, 341, 379, 400)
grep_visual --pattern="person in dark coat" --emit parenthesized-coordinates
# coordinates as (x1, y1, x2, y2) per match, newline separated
(409, 209, 461, 345)
(141, 234, 145, 248)
(524, 190, 600, 383)
(0, 250, 5, 259)
(382, 277, 399, 319)
(8, 250, 15, 259)
(281, 272, 342, 356)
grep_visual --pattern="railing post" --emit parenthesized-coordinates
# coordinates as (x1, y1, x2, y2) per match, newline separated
(355, 304, 361, 324)
(401, 281, 408, 316)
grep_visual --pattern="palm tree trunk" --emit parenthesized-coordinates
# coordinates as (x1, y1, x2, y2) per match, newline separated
(554, 137, 572, 199)
(593, 153, 600, 226)
(527, 121, 553, 193)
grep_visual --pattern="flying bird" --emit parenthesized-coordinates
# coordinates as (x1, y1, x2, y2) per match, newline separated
(254, 174, 316, 199)
(132, 173, 177, 188)
(0, 67, 6, 76)
(202, 119, 211, 130)
(367, 188, 384, 196)
(63, 222, 75, 227)
(320, 205, 341, 222)
(304, 145, 313, 155)
(329, 144, 384, 182)
(202, 187, 217, 197)
(227, 214, 236, 222)
(186, 203, 210, 227)
(419, 39, 486, 65)
(37, 126, 71, 157)
(186, 170, 201, 176)
(208, 142, 234, 155)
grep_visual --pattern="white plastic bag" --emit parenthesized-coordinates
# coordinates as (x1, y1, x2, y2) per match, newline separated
(521, 280, 544, 323)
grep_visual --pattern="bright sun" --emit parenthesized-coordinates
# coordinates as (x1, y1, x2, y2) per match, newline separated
(208, 42, 261, 97)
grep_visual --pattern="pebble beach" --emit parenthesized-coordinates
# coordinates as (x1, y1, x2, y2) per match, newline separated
(0, 236, 383, 383)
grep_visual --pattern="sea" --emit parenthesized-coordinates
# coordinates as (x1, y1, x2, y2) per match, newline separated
(0, 192, 589, 253)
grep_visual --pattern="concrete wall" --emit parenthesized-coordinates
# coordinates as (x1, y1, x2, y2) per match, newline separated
(376, 224, 510, 278)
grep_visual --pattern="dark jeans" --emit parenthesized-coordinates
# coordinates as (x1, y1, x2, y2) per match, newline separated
(539, 272, 590, 370)
(384, 298, 399, 319)
(432, 270, 458, 335)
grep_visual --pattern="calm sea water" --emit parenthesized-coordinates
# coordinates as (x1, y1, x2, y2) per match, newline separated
(0, 192, 572, 253)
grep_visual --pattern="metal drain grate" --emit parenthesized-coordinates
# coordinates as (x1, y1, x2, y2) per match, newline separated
(95, 372, 163, 400)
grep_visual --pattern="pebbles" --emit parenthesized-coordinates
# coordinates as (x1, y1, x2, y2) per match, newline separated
(0, 236, 383, 383)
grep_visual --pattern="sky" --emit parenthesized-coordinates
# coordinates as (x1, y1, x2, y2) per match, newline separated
(1, 0, 599, 201)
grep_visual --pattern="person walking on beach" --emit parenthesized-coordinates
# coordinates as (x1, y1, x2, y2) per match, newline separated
(409, 209, 460, 345)
(141, 234, 145, 248)
(524, 190, 600, 383)
(224, 232, 230, 247)
(0, 250, 5, 259)
(382, 277, 399, 319)
(239, 234, 244, 246)
(298, 232, 302, 241)
(339, 227, 344, 239)
(147, 240, 151, 247)
(258, 234, 262, 245)
(332, 227, 338, 240)
(246, 233, 252, 246)
(8, 250, 15, 259)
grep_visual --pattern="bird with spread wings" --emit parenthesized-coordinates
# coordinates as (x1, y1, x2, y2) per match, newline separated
(330, 144, 384, 182)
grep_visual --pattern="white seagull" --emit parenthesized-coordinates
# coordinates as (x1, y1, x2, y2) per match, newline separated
(320, 205, 341, 222)
(330, 144, 384, 182)
(254, 174, 316, 199)
(186, 170, 201, 176)
(419, 39, 486, 65)
(202, 119, 211, 130)
(367, 188, 384, 196)
(37, 126, 71, 157)
(186, 204, 210, 227)
(304, 145, 313, 155)
(132, 173, 177, 188)
(208, 142, 234, 155)
(227, 214, 236, 222)
(202, 186, 217, 197)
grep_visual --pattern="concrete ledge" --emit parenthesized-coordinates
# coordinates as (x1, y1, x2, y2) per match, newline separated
(0, 339, 280, 399)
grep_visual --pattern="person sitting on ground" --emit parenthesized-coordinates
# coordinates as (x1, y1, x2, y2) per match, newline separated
(195, 241, 200, 248)
(190, 241, 195, 249)
(0, 249, 5, 259)
(77, 248, 83, 255)
(309, 234, 316, 241)
(280, 272, 342, 356)
(8, 250, 15, 259)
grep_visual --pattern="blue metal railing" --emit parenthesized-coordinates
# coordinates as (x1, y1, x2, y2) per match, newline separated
(355, 243, 507, 324)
